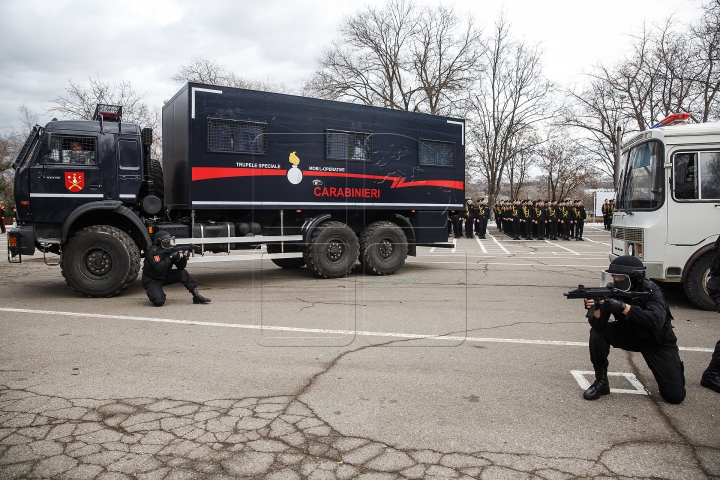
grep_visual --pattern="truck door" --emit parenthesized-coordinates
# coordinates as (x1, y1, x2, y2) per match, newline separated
(28, 134, 105, 223)
(117, 138, 142, 203)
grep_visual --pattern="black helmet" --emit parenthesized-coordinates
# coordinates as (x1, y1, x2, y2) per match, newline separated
(606, 255, 645, 290)
(153, 230, 173, 249)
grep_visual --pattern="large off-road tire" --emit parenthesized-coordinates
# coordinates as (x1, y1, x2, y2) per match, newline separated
(359, 221, 408, 275)
(684, 253, 716, 310)
(60, 226, 141, 297)
(303, 221, 359, 278)
(266, 243, 305, 269)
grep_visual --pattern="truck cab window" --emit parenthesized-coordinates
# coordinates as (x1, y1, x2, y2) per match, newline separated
(700, 152, 720, 199)
(44, 136, 96, 165)
(118, 140, 140, 170)
(673, 153, 698, 200)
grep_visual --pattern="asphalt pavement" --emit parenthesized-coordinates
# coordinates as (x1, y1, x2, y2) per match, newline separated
(0, 224, 718, 479)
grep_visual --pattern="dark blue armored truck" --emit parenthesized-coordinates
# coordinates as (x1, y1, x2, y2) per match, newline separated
(8, 83, 465, 297)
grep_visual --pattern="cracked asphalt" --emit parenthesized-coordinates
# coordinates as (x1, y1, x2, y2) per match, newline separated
(0, 225, 718, 479)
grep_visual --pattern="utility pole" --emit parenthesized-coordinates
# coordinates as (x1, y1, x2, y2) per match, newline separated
(614, 124, 622, 189)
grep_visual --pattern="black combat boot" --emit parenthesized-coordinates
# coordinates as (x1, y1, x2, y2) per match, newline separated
(191, 288, 211, 304)
(583, 370, 610, 400)
(701, 362, 720, 394)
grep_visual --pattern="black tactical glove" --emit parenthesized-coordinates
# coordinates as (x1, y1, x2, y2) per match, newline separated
(602, 298, 626, 315)
(171, 250, 182, 261)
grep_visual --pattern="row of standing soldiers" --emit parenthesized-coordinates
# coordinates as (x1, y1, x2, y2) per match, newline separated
(449, 198, 491, 239)
(493, 199, 587, 241)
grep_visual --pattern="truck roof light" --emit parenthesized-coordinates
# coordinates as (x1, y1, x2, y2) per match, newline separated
(650, 113, 691, 129)
(92, 104, 123, 122)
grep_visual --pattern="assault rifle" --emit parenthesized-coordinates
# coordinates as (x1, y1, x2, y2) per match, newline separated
(564, 285, 649, 319)
(161, 243, 196, 258)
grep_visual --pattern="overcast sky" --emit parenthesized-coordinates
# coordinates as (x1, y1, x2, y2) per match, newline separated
(0, 0, 701, 132)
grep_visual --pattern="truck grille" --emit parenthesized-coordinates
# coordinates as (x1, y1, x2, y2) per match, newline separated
(612, 227, 643, 242)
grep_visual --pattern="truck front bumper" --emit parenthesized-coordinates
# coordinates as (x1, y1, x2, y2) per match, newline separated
(7, 226, 35, 262)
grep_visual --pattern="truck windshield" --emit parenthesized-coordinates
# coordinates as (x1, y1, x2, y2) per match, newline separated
(616, 140, 664, 211)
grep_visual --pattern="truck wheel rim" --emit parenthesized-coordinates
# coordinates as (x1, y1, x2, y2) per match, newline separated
(324, 239, 346, 263)
(703, 267, 711, 295)
(378, 238, 395, 259)
(83, 247, 113, 279)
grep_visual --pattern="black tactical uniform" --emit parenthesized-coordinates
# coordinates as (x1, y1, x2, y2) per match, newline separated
(142, 231, 211, 307)
(583, 256, 686, 404)
(702, 236, 720, 394)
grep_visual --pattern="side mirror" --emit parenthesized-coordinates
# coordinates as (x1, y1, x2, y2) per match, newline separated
(41, 132, 52, 155)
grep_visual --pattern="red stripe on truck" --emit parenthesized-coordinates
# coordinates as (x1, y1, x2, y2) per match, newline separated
(191, 167, 463, 190)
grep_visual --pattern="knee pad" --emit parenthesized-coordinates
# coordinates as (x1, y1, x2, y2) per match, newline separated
(661, 388, 686, 404)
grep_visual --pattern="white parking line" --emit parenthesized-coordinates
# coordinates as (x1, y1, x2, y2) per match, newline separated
(451, 238, 457, 253)
(544, 239, 579, 255)
(486, 233, 511, 254)
(0, 307, 711, 352)
(583, 237, 611, 246)
(475, 236, 487, 254)
(571, 370, 649, 395)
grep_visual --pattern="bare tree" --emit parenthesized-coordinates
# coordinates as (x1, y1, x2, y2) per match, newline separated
(537, 135, 597, 202)
(47, 78, 163, 159)
(173, 56, 286, 93)
(468, 14, 554, 211)
(503, 130, 539, 200)
(562, 78, 630, 178)
(410, 5, 482, 115)
(304, 0, 481, 114)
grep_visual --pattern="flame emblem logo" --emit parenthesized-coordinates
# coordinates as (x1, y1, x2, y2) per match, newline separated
(287, 151, 302, 185)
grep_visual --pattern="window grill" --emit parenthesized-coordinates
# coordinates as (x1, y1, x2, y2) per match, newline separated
(419, 139, 455, 167)
(14, 126, 41, 168)
(326, 130, 372, 162)
(207, 118, 267, 155)
(44, 136, 96, 165)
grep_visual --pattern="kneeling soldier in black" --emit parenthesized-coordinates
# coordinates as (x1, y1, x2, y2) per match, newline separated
(142, 231, 211, 307)
(583, 256, 685, 404)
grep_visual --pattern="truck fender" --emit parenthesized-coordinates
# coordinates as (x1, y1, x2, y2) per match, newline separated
(301, 214, 332, 245)
(393, 214, 417, 257)
(681, 237, 718, 283)
(61, 201, 152, 248)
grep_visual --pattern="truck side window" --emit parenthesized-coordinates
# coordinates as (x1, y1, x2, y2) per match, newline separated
(700, 152, 720, 199)
(326, 130, 372, 162)
(207, 118, 267, 155)
(43, 136, 96, 165)
(118, 140, 140, 170)
(419, 139, 454, 167)
(673, 153, 698, 200)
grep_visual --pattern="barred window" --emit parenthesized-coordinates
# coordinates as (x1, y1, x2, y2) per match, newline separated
(419, 139, 455, 167)
(326, 130, 372, 162)
(208, 118, 267, 155)
(43, 136, 96, 165)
